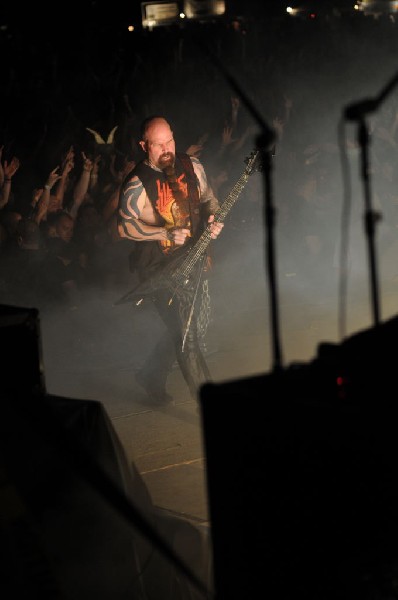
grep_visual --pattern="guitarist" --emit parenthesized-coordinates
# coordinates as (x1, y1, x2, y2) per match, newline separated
(117, 115, 224, 405)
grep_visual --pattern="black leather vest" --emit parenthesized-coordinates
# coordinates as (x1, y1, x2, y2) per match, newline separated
(133, 152, 202, 236)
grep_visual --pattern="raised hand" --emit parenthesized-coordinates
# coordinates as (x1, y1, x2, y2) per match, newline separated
(4, 156, 20, 179)
(81, 151, 94, 172)
(221, 124, 237, 147)
(231, 96, 240, 121)
(186, 143, 203, 158)
(272, 116, 284, 138)
(62, 145, 75, 167)
(46, 166, 62, 189)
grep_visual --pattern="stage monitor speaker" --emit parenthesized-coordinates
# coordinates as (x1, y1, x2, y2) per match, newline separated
(201, 314, 398, 599)
(0, 303, 45, 394)
(0, 303, 211, 599)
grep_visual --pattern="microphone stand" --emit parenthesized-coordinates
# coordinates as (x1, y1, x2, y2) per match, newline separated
(344, 69, 398, 328)
(357, 116, 380, 327)
(192, 37, 282, 372)
(257, 132, 283, 371)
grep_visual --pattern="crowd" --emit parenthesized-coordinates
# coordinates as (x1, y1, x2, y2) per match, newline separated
(1, 11, 398, 322)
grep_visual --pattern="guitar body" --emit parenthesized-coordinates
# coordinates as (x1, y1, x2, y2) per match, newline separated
(114, 149, 262, 307)
(114, 241, 206, 305)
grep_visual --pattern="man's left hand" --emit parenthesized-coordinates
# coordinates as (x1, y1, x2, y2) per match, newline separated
(208, 215, 224, 239)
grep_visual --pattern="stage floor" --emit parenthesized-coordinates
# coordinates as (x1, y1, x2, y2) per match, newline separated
(40, 270, 398, 526)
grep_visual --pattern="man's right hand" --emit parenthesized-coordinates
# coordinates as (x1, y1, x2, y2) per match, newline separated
(166, 227, 191, 246)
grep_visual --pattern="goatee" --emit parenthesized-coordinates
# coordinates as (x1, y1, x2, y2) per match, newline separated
(159, 152, 174, 169)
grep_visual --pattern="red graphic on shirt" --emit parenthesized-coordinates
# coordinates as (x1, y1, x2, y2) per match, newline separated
(156, 174, 189, 254)
(155, 174, 188, 227)
(156, 180, 174, 226)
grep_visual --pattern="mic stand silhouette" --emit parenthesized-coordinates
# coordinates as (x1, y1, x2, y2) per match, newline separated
(357, 115, 381, 327)
(344, 104, 380, 327)
(343, 68, 398, 327)
(256, 131, 283, 371)
(193, 37, 282, 372)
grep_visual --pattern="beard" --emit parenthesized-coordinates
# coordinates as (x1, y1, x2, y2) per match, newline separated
(157, 152, 175, 169)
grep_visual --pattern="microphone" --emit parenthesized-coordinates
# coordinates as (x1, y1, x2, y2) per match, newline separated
(344, 98, 379, 121)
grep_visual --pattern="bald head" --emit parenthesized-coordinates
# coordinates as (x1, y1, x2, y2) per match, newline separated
(141, 116, 171, 141)
(139, 116, 176, 170)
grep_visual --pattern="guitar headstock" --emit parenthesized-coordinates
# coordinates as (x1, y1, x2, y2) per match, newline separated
(244, 149, 264, 175)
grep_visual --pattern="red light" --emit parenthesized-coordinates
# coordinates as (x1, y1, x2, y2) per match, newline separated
(336, 374, 349, 400)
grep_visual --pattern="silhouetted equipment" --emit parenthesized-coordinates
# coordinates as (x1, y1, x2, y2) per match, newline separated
(141, 1, 180, 28)
(183, 0, 226, 20)
(201, 314, 398, 599)
(0, 304, 45, 394)
(0, 304, 211, 600)
(141, 0, 226, 29)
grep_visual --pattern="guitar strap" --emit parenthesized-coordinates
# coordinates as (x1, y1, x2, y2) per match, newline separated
(176, 153, 202, 237)
(175, 155, 212, 349)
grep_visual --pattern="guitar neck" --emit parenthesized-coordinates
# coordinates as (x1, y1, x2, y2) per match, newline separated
(172, 167, 253, 282)
(214, 171, 250, 224)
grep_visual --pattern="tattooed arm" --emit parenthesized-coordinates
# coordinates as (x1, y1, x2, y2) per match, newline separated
(117, 174, 190, 246)
(190, 156, 220, 214)
(117, 174, 168, 242)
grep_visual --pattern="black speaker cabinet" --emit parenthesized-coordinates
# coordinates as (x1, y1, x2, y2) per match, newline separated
(0, 303, 45, 394)
(201, 315, 398, 599)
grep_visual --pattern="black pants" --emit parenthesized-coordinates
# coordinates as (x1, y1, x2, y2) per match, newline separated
(132, 242, 211, 400)
(139, 286, 211, 401)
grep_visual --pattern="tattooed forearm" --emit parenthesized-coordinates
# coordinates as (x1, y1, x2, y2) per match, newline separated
(191, 157, 219, 209)
(119, 218, 163, 240)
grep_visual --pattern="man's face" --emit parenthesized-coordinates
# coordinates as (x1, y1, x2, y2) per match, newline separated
(140, 119, 176, 170)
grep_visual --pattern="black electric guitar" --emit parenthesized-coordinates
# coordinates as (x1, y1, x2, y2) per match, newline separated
(114, 149, 263, 306)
